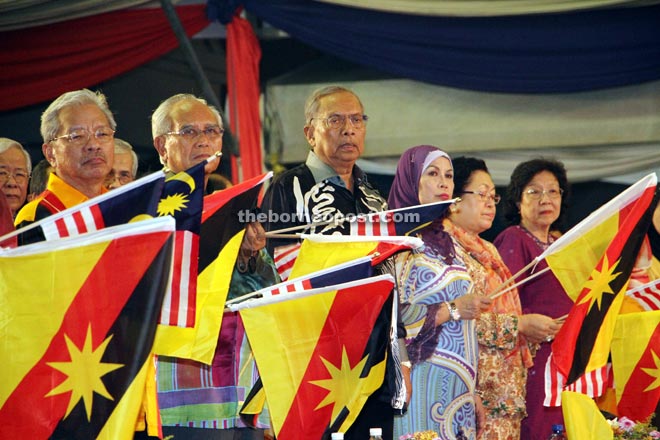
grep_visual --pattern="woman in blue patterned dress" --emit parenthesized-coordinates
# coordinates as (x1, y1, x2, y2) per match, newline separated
(389, 145, 491, 440)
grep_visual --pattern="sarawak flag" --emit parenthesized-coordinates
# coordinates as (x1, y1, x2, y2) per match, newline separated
(561, 391, 614, 440)
(550, 186, 657, 384)
(542, 173, 657, 301)
(286, 235, 423, 281)
(234, 275, 395, 439)
(5, 171, 165, 246)
(157, 159, 208, 329)
(611, 311, 660, 421)
(153, 172, 271, 364)
(272, 200, 450, 281)
(0, 217, 174, 438)
(231, 256, 378, 426)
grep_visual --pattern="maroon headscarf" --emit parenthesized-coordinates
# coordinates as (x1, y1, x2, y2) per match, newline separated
(388, 145, 455, 264)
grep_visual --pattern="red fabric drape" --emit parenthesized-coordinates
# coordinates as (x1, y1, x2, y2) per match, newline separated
(226, 13, 263, 182)
(0, 5, 210, 112)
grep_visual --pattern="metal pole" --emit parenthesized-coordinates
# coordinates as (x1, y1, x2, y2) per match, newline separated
(159, 0, 239, 170)
(159, 0, 222, 110)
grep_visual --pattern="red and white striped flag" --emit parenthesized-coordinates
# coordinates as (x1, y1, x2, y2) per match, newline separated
(347, 200, 453, 237)
(349, 211, 397, 236)
(6, 171, 165, 246)
(233, 256, 374, 305)
(544, 353, 611, 406)
(625, 278, 660, 311)
(273, 242, 302, 282)
(156, 159, 210, 329)
(41, 203, 104, 238)
(272, 201, 451, 281)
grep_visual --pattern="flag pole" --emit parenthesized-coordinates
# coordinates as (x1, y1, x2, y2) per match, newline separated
(490, 266, 551, 300)
(264, 220, 334, 236)
(488, 257, 542, 297)
(225, 291, 263, 306)
(265, 233, 301, 239)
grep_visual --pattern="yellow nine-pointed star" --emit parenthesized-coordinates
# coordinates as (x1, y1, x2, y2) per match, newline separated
(579, 254, 621, 312)
(46, 325, 123, 421)
(158, 193, 189, 216)
(310, 347, 374, 424)
(641, 350, 660, 392)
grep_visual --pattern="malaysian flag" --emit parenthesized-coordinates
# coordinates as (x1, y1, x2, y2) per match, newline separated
(153, 172, 272, 364)
(625, 278, 660, 310)
(273, 201, 450, 280)
(348, 200, 453, 236)
(273, 242, 302, 282)
(544, 353, 611, 406)
(6, 171, 165, 245)
(228, 256, 374, 307)
(157, 159, 208, 328)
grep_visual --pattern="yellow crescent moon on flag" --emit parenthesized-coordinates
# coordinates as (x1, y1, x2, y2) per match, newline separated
(167, 172, 195, 194)
(129, 214, 154, 223)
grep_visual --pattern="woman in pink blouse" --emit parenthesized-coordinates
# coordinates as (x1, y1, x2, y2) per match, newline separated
(494, 158, 573, 440)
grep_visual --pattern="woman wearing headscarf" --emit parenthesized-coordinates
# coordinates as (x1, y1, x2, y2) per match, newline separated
(389, 145, 491, 440)
(445, 157, 557, 439)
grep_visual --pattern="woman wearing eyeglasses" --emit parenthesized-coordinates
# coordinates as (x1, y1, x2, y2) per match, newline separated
(445, 157, 558, 439)
(493, 158, 573, 440)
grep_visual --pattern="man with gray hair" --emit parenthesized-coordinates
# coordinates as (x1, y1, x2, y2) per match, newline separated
(261, 85, 409, 440)
(151, 93, 223, 183)
(15, 88, 116, 228)
(150, 93, 273, 440)
(105, 138, 138, 189)
(0, 137, 32, 217)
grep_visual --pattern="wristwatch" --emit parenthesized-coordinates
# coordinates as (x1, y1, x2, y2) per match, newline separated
(446, 301, 461, 321)
(401, 361, 412, 369)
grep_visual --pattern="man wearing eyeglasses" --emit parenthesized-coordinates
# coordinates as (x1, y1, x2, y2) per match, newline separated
(15, 89, 116, 229)
(149, 93, 275, 440)
(0, 137, 31, 218)
(105, 138, 138, 190)
(262, 85, 387, 253)
(151, 93, 224, 184)
(261, 85, 407, 440)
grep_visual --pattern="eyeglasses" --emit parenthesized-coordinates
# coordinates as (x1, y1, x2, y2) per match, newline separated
(165, 126, 224, 142)
(524, 187, 564, 200)
(49, 128, 115, 147)
(310, 114, 368, 130)
(461, 190, 501, 205)
(0, 168, 29, 185)
(105, 170, 134, 187)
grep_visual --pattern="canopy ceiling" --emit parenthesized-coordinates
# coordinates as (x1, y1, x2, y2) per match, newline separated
(2, 0, 660, 184)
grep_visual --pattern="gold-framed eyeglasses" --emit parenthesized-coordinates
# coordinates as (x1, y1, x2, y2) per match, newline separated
(0, 167, 30, 185)
(524, 187, 564, 200)
(49, 128, 115, 147)
(461, 190, 501, 205)
(310, 114, 368, 130)
(165, 126, 224, 142)
(105, 170, 134, 187)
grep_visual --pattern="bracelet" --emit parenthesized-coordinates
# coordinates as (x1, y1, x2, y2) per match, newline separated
(446, 301, 461, 321)
(401, 361, 412, 369)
